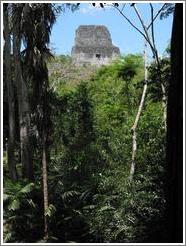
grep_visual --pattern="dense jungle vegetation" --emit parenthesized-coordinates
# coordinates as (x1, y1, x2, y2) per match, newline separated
(3, 3, 183, 243)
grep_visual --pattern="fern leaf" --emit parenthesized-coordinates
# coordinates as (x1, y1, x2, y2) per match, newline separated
(19, 183, 34, 194)
(45, 204, 56, 217)
(61, 190, 80, 201)
(4, 232, 12, 242)
(79, 190, 91, 201)
(8, 199, 20, 211)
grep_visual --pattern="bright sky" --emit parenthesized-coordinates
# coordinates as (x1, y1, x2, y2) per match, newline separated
(50, 3, 173, 57)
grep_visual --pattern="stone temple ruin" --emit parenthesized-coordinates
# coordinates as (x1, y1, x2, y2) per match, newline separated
(71, 25, 120, 66)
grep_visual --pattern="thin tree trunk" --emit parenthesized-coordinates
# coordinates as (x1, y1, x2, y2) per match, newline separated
(41, 82, 50, 239)
(12, 6, 33, 181)
(4, 4, 17, 181)
(133, 4, 167, 130)
(161, 82, 167, 130)
(42, 139, 49, 239)
(153, 49, 167, 130)
(116, 4, 167, 130)
(130, 41, 148, 180)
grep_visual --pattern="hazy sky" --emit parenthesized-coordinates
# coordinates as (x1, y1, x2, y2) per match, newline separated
(50, 3, 173, 57)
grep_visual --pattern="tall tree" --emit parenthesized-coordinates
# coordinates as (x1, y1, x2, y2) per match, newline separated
(12, 4, 34, 181)
(166, 3, 183, 242)
(113, 3, 168, 130)
(20, 3, 56, 238)
(3, 3, 17, 181)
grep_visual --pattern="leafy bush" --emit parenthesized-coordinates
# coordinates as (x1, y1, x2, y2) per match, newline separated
(3, 180, 43, 242)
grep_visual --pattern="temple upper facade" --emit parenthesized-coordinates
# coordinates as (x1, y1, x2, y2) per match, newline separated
(71, 25, 120, 66)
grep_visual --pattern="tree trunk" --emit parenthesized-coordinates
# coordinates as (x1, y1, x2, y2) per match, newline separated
(133, 4, 167, 130)
(12, 6, 34, 181)
(3, 4, 17, 181)
(166, 3, 183, 242)
(130, 41, 148, 180)
(42, 139, 49, 239)
(161, 82, 167, 130)
(41, 81, 50, 239)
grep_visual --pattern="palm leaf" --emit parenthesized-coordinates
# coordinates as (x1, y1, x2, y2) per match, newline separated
(8, 199, 20, 211)
(45, 204, 56, 217)
(19, 183, 34, 194)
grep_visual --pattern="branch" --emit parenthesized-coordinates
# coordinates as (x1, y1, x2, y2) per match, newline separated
(150, 3, 156, 51)
(121, 3, 126, 13)
(148, 4, 167, 130)
(113, 5, 148, 43)
(147, 3, 166, 30)
(132, 4, 156, 57)
(114, 3, 167, 131)
(132, 5, 150, 44)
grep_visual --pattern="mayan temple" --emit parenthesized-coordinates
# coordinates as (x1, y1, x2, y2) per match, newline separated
(71, 25, 120, 66)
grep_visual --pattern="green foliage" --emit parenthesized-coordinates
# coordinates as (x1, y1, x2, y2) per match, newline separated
(3, 179, 43, 242)
(45, 204, 56, 217)
(55, 54, 72, 64)
(148, 57, 170, 101)
(48, 54, 97, 89)
(4, 54, 168, 243)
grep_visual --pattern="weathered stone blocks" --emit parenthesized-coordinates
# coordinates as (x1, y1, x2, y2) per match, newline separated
(71, 25, 120, 66)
